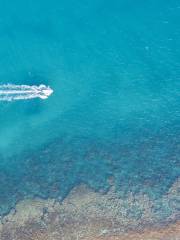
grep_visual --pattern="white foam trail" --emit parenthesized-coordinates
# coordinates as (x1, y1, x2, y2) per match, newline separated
(0, 84, 53, 101)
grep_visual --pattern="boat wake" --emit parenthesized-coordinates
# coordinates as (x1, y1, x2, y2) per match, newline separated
(0, 84, 53, 101)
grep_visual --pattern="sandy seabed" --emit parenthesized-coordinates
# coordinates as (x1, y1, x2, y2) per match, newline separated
(0, 179, 179, 240)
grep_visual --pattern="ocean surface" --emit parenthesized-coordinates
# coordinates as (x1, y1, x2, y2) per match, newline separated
(0, 0, 179, 224)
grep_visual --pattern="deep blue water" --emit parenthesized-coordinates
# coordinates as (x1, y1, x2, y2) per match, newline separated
(0, 0, 179, 217)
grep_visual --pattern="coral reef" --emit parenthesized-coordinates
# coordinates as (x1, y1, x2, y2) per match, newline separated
(0, 180, 179, 240)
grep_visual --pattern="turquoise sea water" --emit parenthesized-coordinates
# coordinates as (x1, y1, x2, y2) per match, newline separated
(0, 0, 179, 218)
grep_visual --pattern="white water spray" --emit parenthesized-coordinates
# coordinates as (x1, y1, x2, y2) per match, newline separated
(0, 84, 53, 101)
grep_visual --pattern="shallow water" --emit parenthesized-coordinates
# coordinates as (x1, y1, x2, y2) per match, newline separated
(0, 0, 179, 221)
